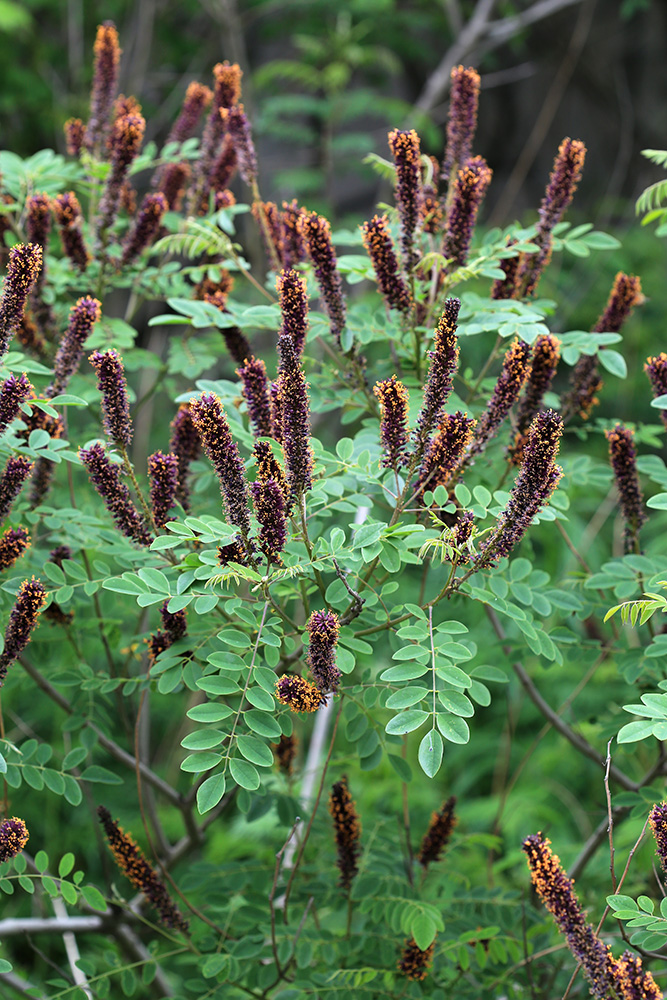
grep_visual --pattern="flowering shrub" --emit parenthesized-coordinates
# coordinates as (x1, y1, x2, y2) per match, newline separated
(0, 21, 666, 1000)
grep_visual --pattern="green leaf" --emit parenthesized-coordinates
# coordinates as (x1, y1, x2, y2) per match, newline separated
(80, 765, 123, 785)
(244, 710, 282, 739)
(186, 704, 233, 723)
(379, 663, 428, 682)
(438, 690, 474, 718)
(181, 729, 226, 751)
(436, 714, 470, 744)
(385, 687, 429, 710)
(411, 912, 437, 950)
(388, 754, 412, 782)
(236, 734, 274, 767)
(80, 885, 107, 911)
(58, 853, 75, 878)
(385, 710, 429, 735)
(230, 757, 260, 790)
(180, 752, 222, 772)
(647, 493, 667, 510)
(196, 773, 227, 814)
(598, 350, 627, 379)
(617, 720, 657, 744)
(418, 729, 444, 778)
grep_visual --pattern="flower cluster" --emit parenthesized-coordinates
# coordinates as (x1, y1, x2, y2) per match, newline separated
(510, 333, 561, 464)
(0, 817, 29, 863)
(417, 795, 457, 868)
(0, 243, 43, 358)
(89, 349, 133, 447)
(64, 118, 86, 156)
(165, 80, 212, 149)
(237, 357, 273, 438)
(148, 452, 178, 529)
(121, 192, 167, 264)
(374, 375, 410, 470)
(251, 475, 287, 564)
(328, 775, 361, 890)
(416, 298, 461, 446)
(468, 338, 531, 460)
(361, 215, 411, 313)
(0, 456, 34, 521)
(53, 192, 89, 271)
(79, 443, 153, 546)
(299, 212, 346, 347)
(254, 441, 289, 504)
(605, 423, 646, 552)
(97, 806, 188, 932)
(0, 527, 30, 572)
(388, 128, 421, 268)
(97, 112, 146, 235)
(442, 65, 480, 179)
(0, 372, 33, 437)
(158, 162, 191, 212)
(49, 297, 102, 398)
(443, 155, 492, 267)
(220, 104, 257, 185)
(277, 269, 309, 356)
(276, 334, 313, 504)
(417, 411, 475, 497)
(272, 733, 297, 777)
(398, 938, 435, 982)
(613, 951, 663, 1000)
(646, 353, 667, 431)
(147, 599, 188, 665)
(169, 405, 200, 513)
(87, 22, 121, 152)
(306, 610, 341, 694)
(275, 674, 323, 713)
(0, 578, 47, 686)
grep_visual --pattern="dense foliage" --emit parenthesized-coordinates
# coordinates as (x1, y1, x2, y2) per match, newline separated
(0, 19, 666, 1000)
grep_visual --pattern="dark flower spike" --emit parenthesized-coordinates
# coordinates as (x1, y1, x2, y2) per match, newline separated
(89, 349, 133, 447)
(25, 193, 51, 260)
(97, 113, 146, 236)
(0, 527, 30, 572)
(219, 105, 257, 186)
(190, 65, 239, 210)
(254, 440, 289, 505)
(0, 817, 29, 863)
(222, 327, 252, 366)
(417, 796, 457, 868)
(275, 674, 323, 713)
(299, 211, 347, 348)
(270, 380, 283, 444)
(158, 162, 190, 212)
(398, 938, 435, 982)
(217, 536, 251, 567)
(594, 272, 643, 334)
(417, 411, 475, 497)
(0, 456, 33, 522)
(272, 733, 297, 777)
(307, 610, 341, 694)
(416, 297, 461, 447)
(388, 128, 422, 270)
(49, 545, 72, 567)
(449, 509, 474, 562)
(646, 353, 667, 431)
(0, 243, 43, 359)
(277, 269, 309, 356)
(613, 951, 663, 1000)
(237, 357, 273, 438)
(0, 577, 47, 686)
(252, 476, 287, 563)
(510, 333, 561, 465)
(166, 81, 212, 148)
(254, 201, 283, 265)
(48, 297, 102, 398)
(209, 136, 238, 197)
(64, 118, 86, 156)
(281, 200, 307, 267)
(0, 373, 33, 438)
(650, 802, 667, 879)
(87, 22, 121, 153)
(121, 192, 167, 265)
(491, 238, 521, 300)
(516, 137, 586, 297)
(148, 598, 187, 665)
(194, 272, 235, 312)
(17, 312, 47, 360)
(468, 338, 531, 460)
(361, 215, 412, 314)
(215, 189, 236, 211)
(329, 775, 361, 890)
(97, 806, 188, 932)
(373, 375, 410, 470)
(148, 452, 178, 529)
(442, 155, 492, 268)
(79, 443, 153, 546)
(169, 405, 200, 513)
(189, 392, 251, 540)
(442, 65, 481, 181)
(522, 832, 618, 1000)
(276, 334, 314, 504)
(53, 192, 89, 272)
(605, 423, 646, 552)
(476, 410, 562, 568)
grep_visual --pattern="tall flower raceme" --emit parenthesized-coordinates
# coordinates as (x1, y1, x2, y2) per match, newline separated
(120, 192, 168, 265)
(254, 440, 289, 505)
(417, 796, 457, 868)
(96, 112, 146, 238)
(237, 357, 273, 439)
(0, 243, 43, 359)
(169, 404, 200, 514)
(509, 333, 561, 464)
(646, 353, 667, 431)
(276, 333, 314, 506)
(275, 674, 323, 714)
(415, 297, 461, 448)
(270, 380, 283, 444)
(97, 806, 188, 932)
(612, 952, 663, 1000)
(329, 775, 362, 891)
(220, 105, 257, 186)
(189, 392, 252, 549)
(191, 61, 242, 210)
(416, 411, 476, 498)
(64, 118, 86, 156)
(208, 137, 238, 200)
(272, 733, 297, 777)
(48, 297, 102, 398)
(86, 21, 121, 153)
(0, 578, 47, 686)
(0, 456, 33, 522)
(605, 423, 646, 552)
(361, 215, 412, 314)
(281, 199, 307, 268)
(442, 65, 481, 182)
(52, 192, 90, 272)
(0, 817, 29, 862)
(79, 443, 153, 547)
(0, 527, 30, 572)
(398, 939, 435, 982)
(373, 375, 410, 471)
(148, 452, 178, 530)
(277, 269, 309, 357)
(25, 193, 51, 266)
(89, 349, 133, 448)
(0, 372, 33, 437)
(158, 162, 191, 212)
(522, 832, 618, 1000)
(467, 338, 532, 461)
(649, 802, 667, 883)
(388, 128, 422, 269)
(515, 137, 587, 298)
(164, 80, 212, 150)
(442, 156, 493, 268)
(299, 211, 347, 348)
(255, 201, 283, 265)
(147, 599, 188, 665)
(307, 610, 341, 695)
(251, 475, 287, 564)
(476, 410, 562, 569)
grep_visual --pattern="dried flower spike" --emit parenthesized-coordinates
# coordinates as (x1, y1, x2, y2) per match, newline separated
(416, 297, 461, 446)
(48, 297, 102, 398)
(237, 357, 273, 438)
(373, 375, 410, 470)
(329, 775, 361, 890)
(300, 211, 347, 348)
(522, 832, 617, 1000)
(98, 806, 188, 932)
(169, 405, 200, 513)
(53, 192, 90, 272)
(275, 674, 323, 713)
(398, 938, 435, 982)
(361, 215, 412, 314)
(79, 443, 153, 546)
(606, 423, 646, 553)
(148, 452, 178, 529)
(87, 22, 121, 152)
(277, 335, 314, 504)
(158, 162, 190, 212)
(121, 192, 167, 265)
(646, 353, 667, 431)
(442, 65, 481, 180)
(0, 527, 30, 572)
(0, 817, 29, 862)
(220, 104, 257, 185)
(443, 156, 492, 268)
(307, 610, 340, 694)
(0, 456, 34, 522)
(468, 338, 531, 460)
(0, 243, 43, 359)
(388, 128, 421, 268)
(0, 373, 33, 438)
(277, 269, 309, 357)
(417, 796, 457, 868)
(0, 578, 47, 686)
(189, 392, 251, 540)
(89, 349, 133, 448)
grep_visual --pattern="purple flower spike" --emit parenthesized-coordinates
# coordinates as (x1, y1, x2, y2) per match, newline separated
(373, 375, 410, 470)
(121, 192, 167, 265)
(417, 411, 475, 497)
(189, 392, 251, 539)
(79, 443, 153, 546)
(605, 423, 646, 552)
(277, 335, 313, 505)
(510, 334, 561, 464)
(169, 405, 200, 513)
(442, 65, 481, 180)
(275, 674, 323, 713)
(166, 81, 212, 148)
(237, 357, 273, 438)
(89, 349, 133, 448)
(468, 338, 531, 460)
(646, 353, 667, 432)
(0, 244, 43, 359)
(96, 113, 145, 236)
(48, 296, 102, 398)
(362, 215, 412, 314)
(416, 297, 461, 446)
(0, 817, 29, 862)
(220, 104, 257, 185)
(53, 192, 90, 272)
(0, 456, 34, 522)
(277, 270, 309, 357)
(252, 476, 287, 563)
(148, 451, 178, 529)
(306, 609, 341, 694)
(300, 211, 347, 348)
(0, 373, 34, 438)
(443, 156, 492, 268)
(0, 578, 47, 686)
(388, 128, 421, 268)
(86, 22, 121, 153)
(0, 527, 30, 571)
(64, 118, 86, 156)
